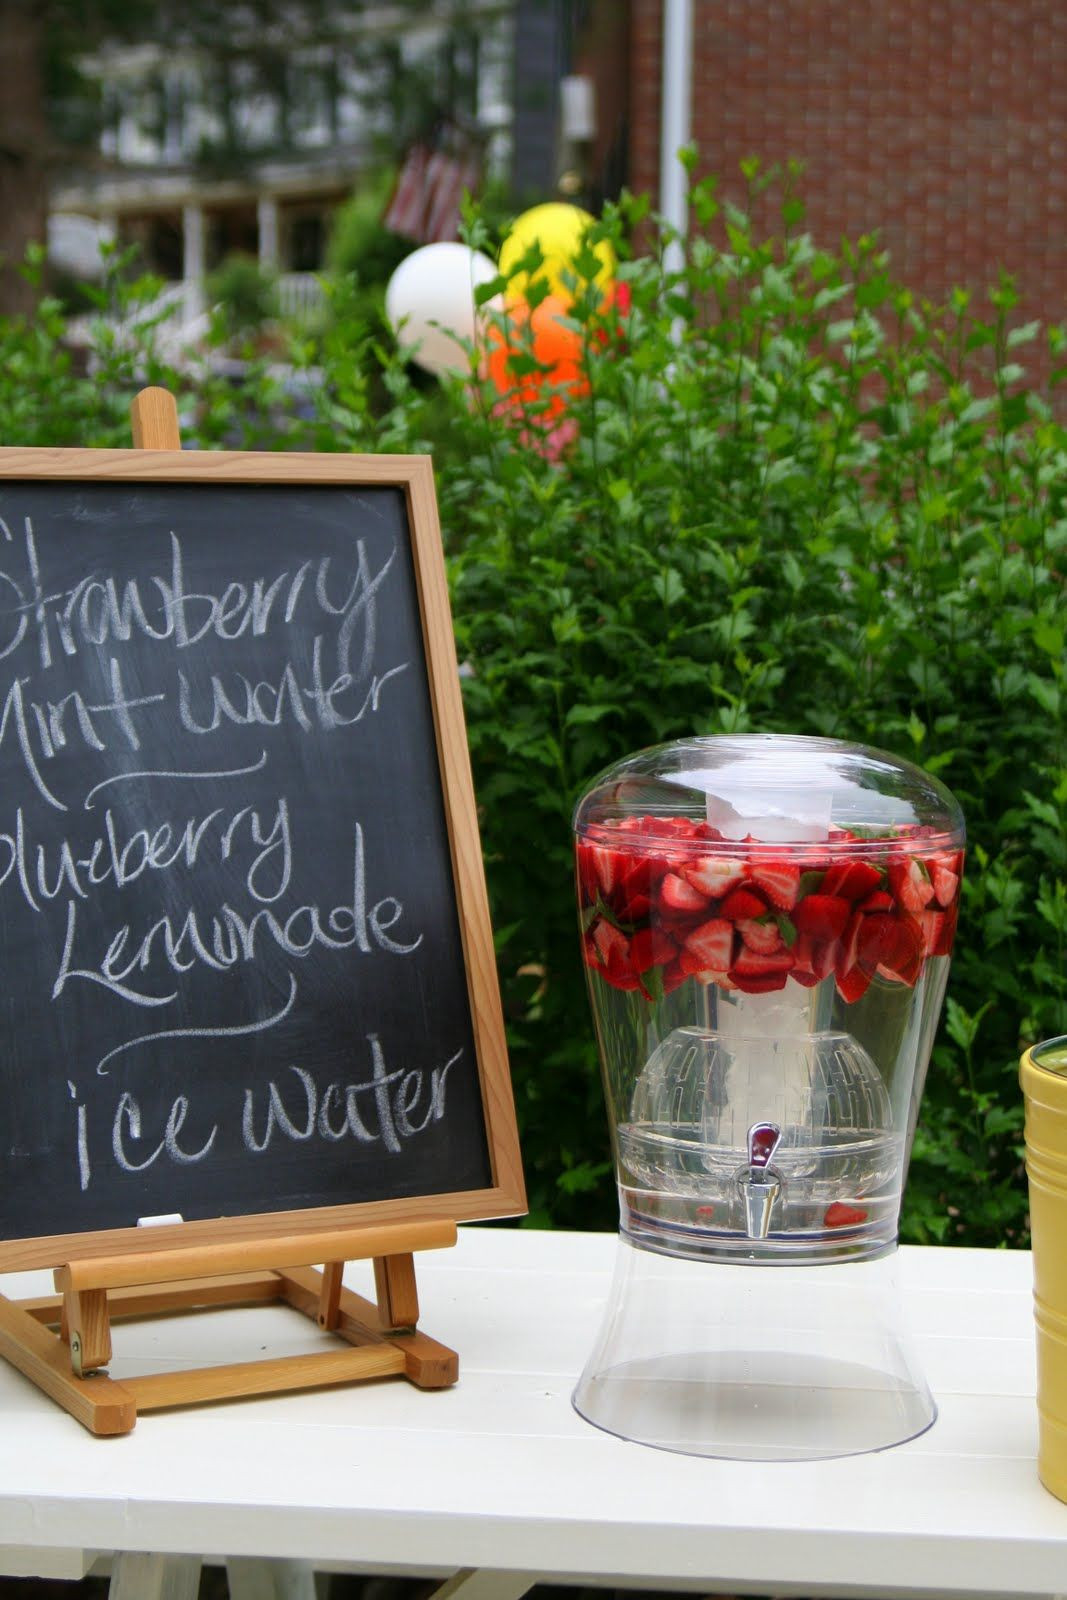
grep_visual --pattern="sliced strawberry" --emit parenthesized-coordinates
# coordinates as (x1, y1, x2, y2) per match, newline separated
(733, 969, 790, 995)
(837, 910, 864, 975)
(927, 857, 960, 908)
(719, 887, 768, 921)
(680, 917, 734, 974)
(918, 910, 942, 958)
(592, 845, 628, 899)
(661, 816, 702, 840)
(658, 872, 710, 915)
(788, 848, 832, 871)
(940, 900, 959, 951)
(629, 926, 676, 973)
(661, 957, 689, 995)
(793, 931, 837, 983)
(857, 889, 893, 914)
(920, 908, 957, 958)
(738, 917, 784, 954)
(836, 964, 873, 1003)
(820, 860, 883, 902)
(876, 915, 925, 986)
(577, 838, 652, 914)
(733, 947, 795, 977)
(791, 932, 815, 983)
(616, 857, 658, 918)
(592, 919, 634, 976)
(679, 953, 728, 979)
(589, 920, 643, 991)
(824, 1202, 869, 1228)
(793, 893, 851, 941)
(818, 863, 847, 898)
(682, 854, 744, 899)
(928, 846, 963, 876)
(746, 859, 801, 911)
(621, 891, 652, 920)
(592, 918, 628, 967)
(575, 841, 600, 903)
(790, 966, 822, 988)
(888, 856, 936, 913)
(856, 913, 899, 974)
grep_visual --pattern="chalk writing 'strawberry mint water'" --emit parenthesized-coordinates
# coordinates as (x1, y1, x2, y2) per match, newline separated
(572, 735, 964, 1460)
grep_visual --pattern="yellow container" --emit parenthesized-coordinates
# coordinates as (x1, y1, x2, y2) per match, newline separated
(1021, 1036, 1067, 1503)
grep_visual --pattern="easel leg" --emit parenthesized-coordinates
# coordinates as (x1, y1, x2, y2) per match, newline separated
(317, 1261, 344, 1329)
(108, 1551, 202, 1600)
(226, 1555, 323, 1599)
(373, 1252, 419, 1330)
(0, 1290, 135, 1434)
(64, 1286, 112, 1374)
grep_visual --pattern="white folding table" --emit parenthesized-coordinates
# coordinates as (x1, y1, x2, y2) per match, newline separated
(0, 1227, 1062, 1599)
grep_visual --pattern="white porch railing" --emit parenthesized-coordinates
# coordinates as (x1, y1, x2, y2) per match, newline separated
(276, 272, 326, 323)
(64, 272, 326, 358)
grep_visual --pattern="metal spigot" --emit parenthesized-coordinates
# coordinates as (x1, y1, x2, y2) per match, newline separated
(736, 1122, 783, 1240)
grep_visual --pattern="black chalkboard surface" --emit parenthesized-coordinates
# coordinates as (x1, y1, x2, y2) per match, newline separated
(0, 450, 524, 1270)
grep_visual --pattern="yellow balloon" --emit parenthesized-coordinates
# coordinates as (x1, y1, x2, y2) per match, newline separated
(498, 203, 615, 301)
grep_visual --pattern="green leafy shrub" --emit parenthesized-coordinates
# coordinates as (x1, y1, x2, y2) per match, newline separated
(206, 252, 280, 343)
(325, 171, 411, 335)
(435, 167, 1065, 1242)
(3, 164, 1063, 1247)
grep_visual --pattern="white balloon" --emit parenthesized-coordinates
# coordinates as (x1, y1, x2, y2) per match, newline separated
(385, 242, 498, 375)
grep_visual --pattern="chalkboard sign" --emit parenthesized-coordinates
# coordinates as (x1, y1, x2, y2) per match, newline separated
(0, 449, 524, 1271)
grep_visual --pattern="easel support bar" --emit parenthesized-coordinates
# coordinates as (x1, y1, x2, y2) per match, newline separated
(54, 1218, 456, 1294)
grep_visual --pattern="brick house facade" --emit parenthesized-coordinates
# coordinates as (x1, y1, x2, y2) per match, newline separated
(623, 0, 1067, 328)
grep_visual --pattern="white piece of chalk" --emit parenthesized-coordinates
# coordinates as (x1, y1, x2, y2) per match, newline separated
(137, 1213, 184, 1227)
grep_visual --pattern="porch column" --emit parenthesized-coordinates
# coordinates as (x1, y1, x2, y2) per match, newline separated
(257, 195, 280, 270)
(181, 202, 205, 322)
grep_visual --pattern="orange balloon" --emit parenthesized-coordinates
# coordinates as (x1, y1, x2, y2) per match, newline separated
(483, 294, 588, 421)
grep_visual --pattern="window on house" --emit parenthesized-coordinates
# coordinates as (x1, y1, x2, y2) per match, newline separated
(288, 212, 325, 272)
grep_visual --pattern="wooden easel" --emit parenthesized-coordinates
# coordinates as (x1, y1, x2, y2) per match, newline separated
(0, 1217, 459, 1435)
(0, 388, 463, 1435)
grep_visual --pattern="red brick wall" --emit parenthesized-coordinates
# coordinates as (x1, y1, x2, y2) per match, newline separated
(630, 0, 1067, 323)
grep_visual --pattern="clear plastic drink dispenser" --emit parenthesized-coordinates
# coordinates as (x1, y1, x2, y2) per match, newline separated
(572, 735, 964, 1460)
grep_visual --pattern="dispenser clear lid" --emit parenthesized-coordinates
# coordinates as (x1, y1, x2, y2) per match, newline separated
(574, 734, 965, 854)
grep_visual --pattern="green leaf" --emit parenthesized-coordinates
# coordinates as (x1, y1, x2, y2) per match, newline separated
(1033, 617, 1065, 658)
(565, 703, 621, 727)
(798, 870, 826, 897)
(921, 494, 951, 524)
(652, 568, 686, 607)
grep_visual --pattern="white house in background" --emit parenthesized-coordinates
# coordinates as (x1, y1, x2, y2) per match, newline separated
(49, 4, 514, 350)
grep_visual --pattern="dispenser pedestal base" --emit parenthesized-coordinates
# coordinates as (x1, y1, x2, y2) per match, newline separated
(573, 1236, 936, 1461)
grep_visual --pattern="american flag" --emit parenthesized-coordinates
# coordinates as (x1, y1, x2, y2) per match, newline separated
(384, 144, 481, 244)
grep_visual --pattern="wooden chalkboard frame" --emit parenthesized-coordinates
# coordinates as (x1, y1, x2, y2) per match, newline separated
(0, 442, 526, 1274)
